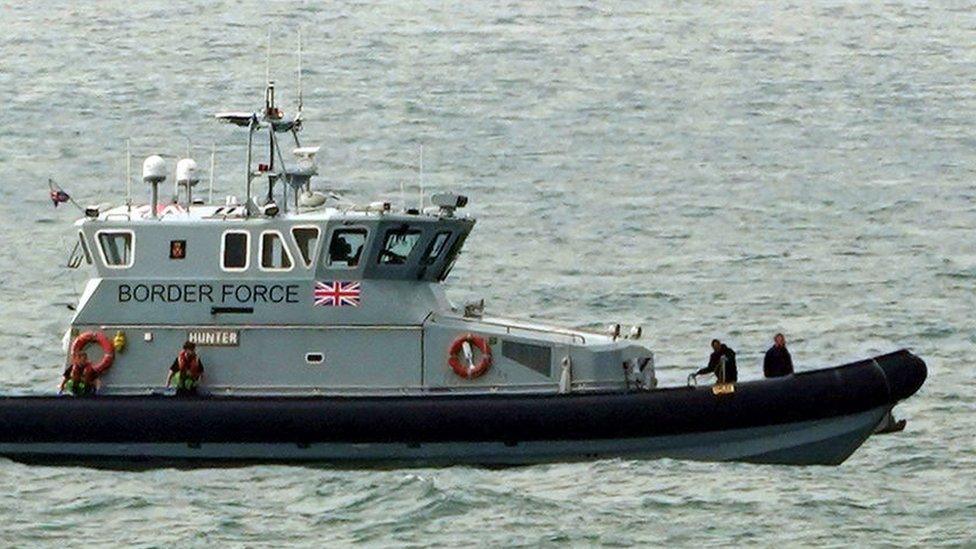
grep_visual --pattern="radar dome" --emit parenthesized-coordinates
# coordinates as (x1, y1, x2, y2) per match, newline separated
(142, 155, 167, 184)
(176, 158, 199, 186)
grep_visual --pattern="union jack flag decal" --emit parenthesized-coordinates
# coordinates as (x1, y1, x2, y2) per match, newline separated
(313, 281, 362, 307)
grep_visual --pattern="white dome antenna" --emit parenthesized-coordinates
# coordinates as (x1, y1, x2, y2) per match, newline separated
(142, 155, 166, 218)
(176, 158, 199, 184)
(142, 155, 166, 183)
(176, 158, 200, 208)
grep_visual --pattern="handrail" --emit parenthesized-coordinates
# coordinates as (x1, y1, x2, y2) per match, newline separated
(463, 316, 588, 344)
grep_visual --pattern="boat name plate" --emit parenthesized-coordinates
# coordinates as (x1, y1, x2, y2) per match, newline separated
(186, 329, 241, 347)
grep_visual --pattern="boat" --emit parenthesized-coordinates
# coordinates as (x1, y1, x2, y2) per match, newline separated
(2, 56, 926, 467)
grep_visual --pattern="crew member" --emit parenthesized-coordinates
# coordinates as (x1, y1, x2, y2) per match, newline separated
(763, 333, 794, 378)
(694, 339, 738, 383)
(59, 351, 99, 396)
(166, 341, 204, 396)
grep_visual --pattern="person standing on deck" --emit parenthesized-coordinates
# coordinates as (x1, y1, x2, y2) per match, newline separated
(763, 333, 794, 378)
(694, 339, 738, 383)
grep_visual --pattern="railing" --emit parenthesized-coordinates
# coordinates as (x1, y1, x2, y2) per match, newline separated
(462, 316, 589, 344)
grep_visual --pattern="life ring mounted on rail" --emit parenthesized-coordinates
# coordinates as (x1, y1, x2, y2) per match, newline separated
(70, 331, 115, 374)
(448, 333, 492, 379)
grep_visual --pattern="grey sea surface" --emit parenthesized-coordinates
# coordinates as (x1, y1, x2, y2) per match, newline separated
(0, 1, 973, 546)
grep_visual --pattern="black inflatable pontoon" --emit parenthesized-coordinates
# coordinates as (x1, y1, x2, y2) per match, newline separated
(0, 350, 925, 467)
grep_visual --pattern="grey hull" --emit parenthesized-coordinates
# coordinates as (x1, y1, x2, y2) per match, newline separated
(0, 406, 891, 467)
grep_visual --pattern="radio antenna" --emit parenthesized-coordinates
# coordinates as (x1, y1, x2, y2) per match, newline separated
(297, 30, 304, 115)
(209, 143, 216, 204)
(418, 144, 425, 210)
(125, 138, 132, 207)
(265, 29, 272, 85)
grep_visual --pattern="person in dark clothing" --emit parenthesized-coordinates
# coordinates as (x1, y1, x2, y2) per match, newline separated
(763, 333, 794, 378)
(694, 339, 737, 383)
(166, 341, 204, 396)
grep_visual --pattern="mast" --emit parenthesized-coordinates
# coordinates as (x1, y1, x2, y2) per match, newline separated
(266, 80, 277, 205)
(263, 29, 276, 207)
(214, 30, 309, 216)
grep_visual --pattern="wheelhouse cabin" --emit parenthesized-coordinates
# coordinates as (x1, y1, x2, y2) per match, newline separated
(67, 202, 652, 396)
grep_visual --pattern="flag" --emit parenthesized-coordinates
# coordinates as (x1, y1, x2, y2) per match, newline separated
(50, 190, 70, 207)
(313, 281, 361, 307)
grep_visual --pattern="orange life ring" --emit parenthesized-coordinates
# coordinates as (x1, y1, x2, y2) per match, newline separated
(71, 331, 115, 375)
(448, 333, 492, 379)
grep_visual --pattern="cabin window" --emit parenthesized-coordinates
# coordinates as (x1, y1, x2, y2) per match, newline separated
(438, 231, 468, 280)
(259, 231, 294, 271)
(221, 231, 250, 271)
(502, 341, 553, 377)
(327, 228, 367, 268)
(422, 231, 452, 265)
(292, 226, 320, 267)
(378, 227, 421, 265)
(96, 231, 134, 268)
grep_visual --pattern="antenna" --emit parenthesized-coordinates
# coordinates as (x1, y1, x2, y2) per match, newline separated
(297, 30, 304, 115)
(125, 138, 132, 207)
(418, 144, 425, 210)
(265, 29, 272, 85)
(209, 143, 216, 204)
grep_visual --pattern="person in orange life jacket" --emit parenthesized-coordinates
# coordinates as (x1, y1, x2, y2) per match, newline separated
(693, 339, 738, 383)
(59, 351, 100, 396)
(166, 341, 204, 395)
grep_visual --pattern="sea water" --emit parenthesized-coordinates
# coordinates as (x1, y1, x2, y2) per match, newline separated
(0, 1, 972, 545)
